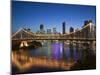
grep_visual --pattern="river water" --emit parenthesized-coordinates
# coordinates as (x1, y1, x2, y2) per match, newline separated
(12, 40, 96, 74)
(27, 41, 95, 61)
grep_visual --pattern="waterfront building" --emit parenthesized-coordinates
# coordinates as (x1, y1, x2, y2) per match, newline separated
(47, 29, 52, 34)
(70, 27, 74, 33)
(53, 28, 57, 34)
(62, 22, 66, 34)
(38, 24, 45, 34)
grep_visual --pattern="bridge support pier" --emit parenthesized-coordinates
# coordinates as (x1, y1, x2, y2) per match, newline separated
(20, 41, 29, 49)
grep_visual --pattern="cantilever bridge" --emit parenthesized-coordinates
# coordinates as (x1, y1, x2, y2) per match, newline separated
(12, 23, 96, 41)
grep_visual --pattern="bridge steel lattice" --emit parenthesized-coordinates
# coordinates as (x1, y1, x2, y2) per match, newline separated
(12, 23, 96, 41)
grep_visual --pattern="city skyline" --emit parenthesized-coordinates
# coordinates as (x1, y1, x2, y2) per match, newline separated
(12, 1, 96, 33)
(11, 1, 96, 74)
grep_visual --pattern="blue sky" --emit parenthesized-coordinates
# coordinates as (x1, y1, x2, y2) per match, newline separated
(12, 1, 96, 33)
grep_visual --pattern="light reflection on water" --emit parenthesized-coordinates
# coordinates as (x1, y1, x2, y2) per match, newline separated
(28, 41, 85, 61)
(12, 41, 96, 74)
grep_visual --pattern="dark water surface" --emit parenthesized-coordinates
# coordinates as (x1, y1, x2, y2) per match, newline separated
(12, 41, 96, 74)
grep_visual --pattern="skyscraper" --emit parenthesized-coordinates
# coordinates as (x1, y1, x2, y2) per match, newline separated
(53, 28, 56, 34)
(62, 22, 66, 34)
(47, 29, 52, 34)
(83, 20, 93, 27)
(40, 24, 44, 30)
(39, 24, 45, 34)
(84, 20, 89, 26)
(70, 27, 74, 33)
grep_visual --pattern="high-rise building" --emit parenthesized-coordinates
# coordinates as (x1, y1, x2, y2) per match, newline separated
(40, 24, 44, 30)
(53, 28, 57, 34)
(84, 20, 89, 26)
(83, 20, 93, 27)
(47, 29, 52, 34)
(39, 24, 45, 34)
(70, 27, 74, 33)
(62, 22, 66, 34)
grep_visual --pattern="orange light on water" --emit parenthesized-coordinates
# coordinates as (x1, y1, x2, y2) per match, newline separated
(12, 51, 76, 72)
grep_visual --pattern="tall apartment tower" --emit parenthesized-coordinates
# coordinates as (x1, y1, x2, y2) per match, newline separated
(62, 22, 66, 34)
(40, 24, 44, 30)
(39, 24, 45, 34)
(53, 28, 56, 34)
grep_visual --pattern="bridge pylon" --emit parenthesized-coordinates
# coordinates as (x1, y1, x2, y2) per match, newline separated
(20, 41, 29, 48)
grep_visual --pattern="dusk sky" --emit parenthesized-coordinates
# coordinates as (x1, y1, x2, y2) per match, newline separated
(12, 1, 96, 33)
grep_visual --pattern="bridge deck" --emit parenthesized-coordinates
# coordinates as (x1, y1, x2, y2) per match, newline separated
(12, 38, 96, 41)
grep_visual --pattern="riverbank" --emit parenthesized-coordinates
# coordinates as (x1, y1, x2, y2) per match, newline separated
(12, 41, 42, 50)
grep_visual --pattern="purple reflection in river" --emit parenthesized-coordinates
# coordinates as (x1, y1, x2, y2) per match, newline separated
(51, 42, 63, 59)
(28, 41, 83, 61)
